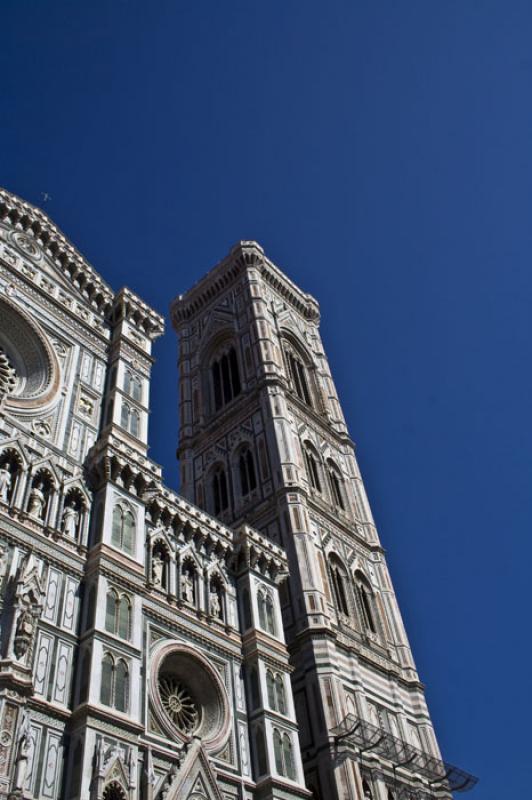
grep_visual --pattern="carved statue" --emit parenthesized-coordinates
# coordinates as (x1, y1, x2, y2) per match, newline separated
(209, 589, 221, 619)
(13, 710, 30, 790)
(14, 608, 36, 658)
(181, 572, 194, 604)
(160, 764, 178, 799)
(62, 500, 79, 538)
(28, 481, 45, 519)
(0, 463, 11, 502)
(152, 552, 164, 588)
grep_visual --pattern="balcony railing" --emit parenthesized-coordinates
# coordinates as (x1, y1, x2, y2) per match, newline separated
(331, 714, 478, 793)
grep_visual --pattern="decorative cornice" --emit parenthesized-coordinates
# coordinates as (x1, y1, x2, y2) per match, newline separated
(171, 241, 320, 327)
(0, 188, 164, 339)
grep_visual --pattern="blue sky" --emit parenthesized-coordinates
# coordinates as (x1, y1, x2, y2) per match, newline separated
(2, 2, 530, 796)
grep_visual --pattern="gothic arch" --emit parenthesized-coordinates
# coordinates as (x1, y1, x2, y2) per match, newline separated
(102, 780, 128, 800)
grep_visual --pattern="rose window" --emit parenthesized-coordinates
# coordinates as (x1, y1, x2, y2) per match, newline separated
(159, 675, 199, 734)
(0, 347, 17, 399)
(150, 641, 232, 752)
(0, 297, 60, 411)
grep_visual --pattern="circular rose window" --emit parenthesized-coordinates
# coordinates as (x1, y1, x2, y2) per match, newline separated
(0, 297, 60, 411)
(150, 641, 231, 752)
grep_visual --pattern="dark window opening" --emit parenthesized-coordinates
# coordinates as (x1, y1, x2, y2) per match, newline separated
(212, 346, 241, 410)
(212, 467, 229, 515)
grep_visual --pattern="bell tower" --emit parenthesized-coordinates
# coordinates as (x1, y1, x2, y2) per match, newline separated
(171, 242, 476, 800)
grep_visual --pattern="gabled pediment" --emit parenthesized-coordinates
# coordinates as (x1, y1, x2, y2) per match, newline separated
(162, 739, 224, 800)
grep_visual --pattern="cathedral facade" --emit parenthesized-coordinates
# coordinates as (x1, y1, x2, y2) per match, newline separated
(0, 189, 475, 800)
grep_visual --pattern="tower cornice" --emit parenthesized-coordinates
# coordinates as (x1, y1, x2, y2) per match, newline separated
(171, 241, 320, 327)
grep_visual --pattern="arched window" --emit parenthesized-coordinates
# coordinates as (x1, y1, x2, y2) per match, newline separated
(329, 557, 350, 616)
(273, 729, 284, 775)
(114, 659, 129, 712)
(275, 674, 286, 714)
(355, 571, 378, 635)
(105, 590, 131, 640)
(327, 460, 345, 510)
(212, 466, 229, 515)
(100, 653, 114, 706)
(257, 589, 276, 635)
(125, 371, 142, 402)
(239, 447, 257, 497)
(120, 402, 130, 430)
(117, 596, 131, 639)
(129, 408, 140, 438)
(287, 352, 311, 406)
(111, 505, 136, 555)
(105, 591, 118, 633)
(266, 670, 276, 709)
(103, 782, 127, 800)
(273, 729, 295, 778)
(120, 402, 140, 437)
(303, 444, 321, 492)
(282, 733, 295, 779)
(100, 653, 129, 712)
(211, 346, 241, 410)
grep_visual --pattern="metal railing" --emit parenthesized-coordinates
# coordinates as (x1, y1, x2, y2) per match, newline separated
(331, 714, 478, 793)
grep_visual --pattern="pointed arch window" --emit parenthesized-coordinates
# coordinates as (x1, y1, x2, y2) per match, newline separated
(212, 466, 229, 515)
(100, 653, 129, 712)
(257, 588, 276, 635)
(275, 674, 286, 714)
(273, 729, 296, 779)
(212, 346, 241, 411)
(239, 447, 257, 497)
(266, 670, 276, 709)
(327, 460, 345, 510)
(355, 571, 378, 635)
(125, 371, 142, 402)
(111, 505, 136, 556)
(267, 670, 287, 714)
(304, 445, 321, 492)
(105, 590, 132, 640)
(329, 557, 350, 617)
(287, 352, 311, 406)
(120, 403, 141, 438)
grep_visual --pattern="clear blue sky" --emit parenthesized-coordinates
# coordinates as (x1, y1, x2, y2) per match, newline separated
(2, 2, 530, 796)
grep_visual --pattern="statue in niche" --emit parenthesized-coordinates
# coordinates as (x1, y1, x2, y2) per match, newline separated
(152, 551, 164, 588)
(209, 588, 221, 619)
(28, 481, 45, 519)
(0, 463, 12, 502)
(62, 500, 79, 538)
(14, 608, 36, 659)
(181, 571, 194, 604)
(13, 710, 30, 791)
